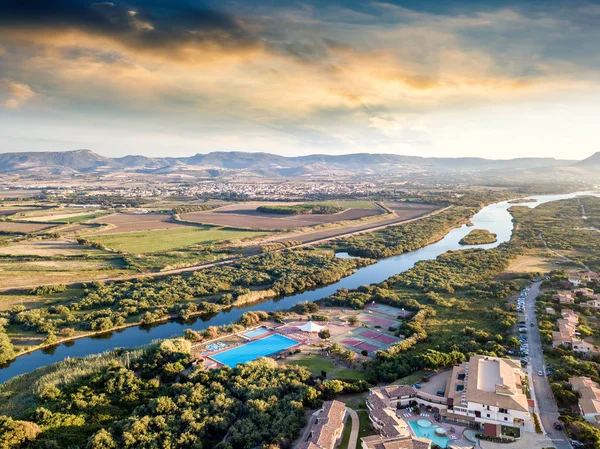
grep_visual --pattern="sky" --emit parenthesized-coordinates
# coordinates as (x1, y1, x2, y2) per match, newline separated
(0, 0, 599, 160)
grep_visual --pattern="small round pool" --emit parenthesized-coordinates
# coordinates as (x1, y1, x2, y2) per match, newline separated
(434, 427, 447, 436)
(417, 419, 432, 428)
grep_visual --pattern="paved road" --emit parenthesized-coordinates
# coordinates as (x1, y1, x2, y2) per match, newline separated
(346, 408, 359, 449)
(524, 281, 571, 449)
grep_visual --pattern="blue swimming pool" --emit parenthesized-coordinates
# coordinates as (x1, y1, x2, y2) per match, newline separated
(210, 334, 299, 367)
(244, 327, 270, 339)
(408, 420, 449, 448)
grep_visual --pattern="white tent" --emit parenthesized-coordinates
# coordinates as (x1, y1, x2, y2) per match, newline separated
(297, 321, 326, 333)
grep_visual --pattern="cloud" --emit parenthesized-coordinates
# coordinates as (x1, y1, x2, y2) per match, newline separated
(0, 79, 35, 109)
(0, 0, 260, 63)
(1, 0, 599, 157)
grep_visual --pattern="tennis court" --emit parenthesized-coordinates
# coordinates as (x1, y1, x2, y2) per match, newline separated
(365, 302, 411, 318)
(359, 330, 399, 344)
(337, 328, 402, 355)
(358, 313, 397, 327)
(210, 334, 299, 368)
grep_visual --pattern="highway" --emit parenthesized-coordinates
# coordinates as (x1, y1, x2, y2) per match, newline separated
(524, 281, 571, 449)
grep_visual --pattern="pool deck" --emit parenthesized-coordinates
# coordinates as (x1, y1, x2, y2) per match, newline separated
(399, 409, 474, 448)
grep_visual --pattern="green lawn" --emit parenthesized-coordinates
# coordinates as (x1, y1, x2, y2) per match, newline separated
(50, 213, 106, 223)
(88, 226, 268, 254)
(357, 411, 376, 439)
(286, 353, 367, 380)
(338, 416, 353, 449)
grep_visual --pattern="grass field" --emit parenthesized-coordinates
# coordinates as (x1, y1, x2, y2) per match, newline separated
(49, 212, 106, 223)
(0, 259, 130, 290)
(88, 226, 268, 254)
(338, 417, 353, 449)
(357, 410, 376, 439)
(285, 353, 367, 380)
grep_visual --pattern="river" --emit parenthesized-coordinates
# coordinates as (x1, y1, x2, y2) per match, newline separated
(1, 191, 598, 383)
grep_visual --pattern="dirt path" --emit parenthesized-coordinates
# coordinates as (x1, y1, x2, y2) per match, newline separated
(538, 231, 590, 271)
(0, 206, 451, 294)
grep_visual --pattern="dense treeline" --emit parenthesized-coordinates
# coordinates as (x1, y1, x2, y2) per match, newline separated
(1, 250, 373, 344)
(322, 236, 522, 383)
(392, 243, 522, 295)
(330, 206, 474, 258)
(0, 320, 14, 365)
(256, 204, 344, 215)
(0, 340, 368, 449)
(172, 204, 214, 214)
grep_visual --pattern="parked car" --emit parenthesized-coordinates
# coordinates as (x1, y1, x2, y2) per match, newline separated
(413, 383, 421, 389)
(436, 391, 444, 397)
(538, 371, 544, 376)
(554, 422, 562, 430)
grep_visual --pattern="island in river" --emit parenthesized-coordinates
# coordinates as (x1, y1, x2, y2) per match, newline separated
(459, 229, 497, 245)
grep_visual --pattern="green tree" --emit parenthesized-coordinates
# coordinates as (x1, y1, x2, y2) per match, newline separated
(0, 326, 15, 365)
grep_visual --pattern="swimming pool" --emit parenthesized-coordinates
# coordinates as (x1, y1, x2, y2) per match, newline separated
(210, 334, 299, 368)
(244, 327, 270, 339)
(408, 420, 449, 448)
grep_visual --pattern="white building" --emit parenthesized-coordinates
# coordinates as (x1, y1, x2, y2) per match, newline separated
(442, 355, 534, 436)
(569, 377, 600, 428)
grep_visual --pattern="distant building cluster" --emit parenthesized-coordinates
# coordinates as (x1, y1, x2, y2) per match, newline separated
(569, 377, 600, 428)
(552, 270, 600, 354)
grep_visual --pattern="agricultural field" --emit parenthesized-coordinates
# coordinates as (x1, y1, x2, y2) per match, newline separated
(91, 213, 194, 234)
(382, 201, 438, 218)
(0, 240, 110, 257)
(0, 258, 129, 291)
(181, 201, 383, 230)
(15, 208, 103, 222)
(0, 208, 37, 217)
(0, 222, 57, 233)
(87, 226, 269, 254)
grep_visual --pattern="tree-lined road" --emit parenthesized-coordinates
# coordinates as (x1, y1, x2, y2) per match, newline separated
(524, 281, 571, 449)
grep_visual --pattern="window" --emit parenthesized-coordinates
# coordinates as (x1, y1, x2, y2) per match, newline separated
(499, 408, 508, 414)
(487, 414, 490, 418)
(504, 417, 508, 421)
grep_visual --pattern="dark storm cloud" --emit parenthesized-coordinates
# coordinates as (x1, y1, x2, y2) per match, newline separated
(0, 0, 257, 53)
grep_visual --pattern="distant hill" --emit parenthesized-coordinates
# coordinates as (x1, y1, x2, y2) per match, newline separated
(573, 152, 600, 168)
(0, 149, 585, 179)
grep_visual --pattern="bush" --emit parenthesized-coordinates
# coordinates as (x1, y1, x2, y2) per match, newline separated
(533, 412, 543, 434)
(318, 329, 331, 339)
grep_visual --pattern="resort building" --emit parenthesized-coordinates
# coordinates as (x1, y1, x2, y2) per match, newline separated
(568, 271, 599, 287)
(297, 400, 347, 449)
(569, 377, 600, 428)
(361, 433, 431, 449)
(582, 298, 600, 309)
(551, 309, 599, 354)
(443, 355, 534, 435)
(552, 310, 579, 348)
(553, 291, 575, 304)
(572, 340, 595, 354)
(363, 391, 432, 449)
(574, 288, 596, 298)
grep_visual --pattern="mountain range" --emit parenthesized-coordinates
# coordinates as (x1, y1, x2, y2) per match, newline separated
(0, 149, 598, 180)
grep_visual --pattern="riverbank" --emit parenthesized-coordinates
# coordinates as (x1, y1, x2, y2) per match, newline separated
(1, 192, 597, 384)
